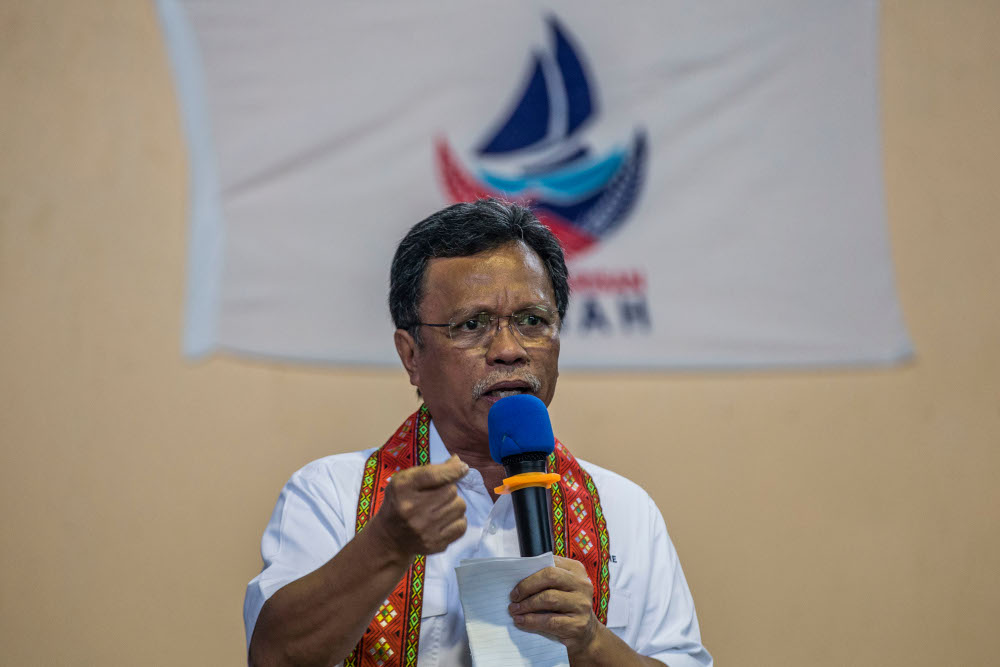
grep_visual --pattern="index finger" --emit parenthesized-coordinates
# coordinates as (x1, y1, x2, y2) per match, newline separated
(553, 555, 587, 575)
(409, 455, 469, 489)
(510, 566, 578, 602)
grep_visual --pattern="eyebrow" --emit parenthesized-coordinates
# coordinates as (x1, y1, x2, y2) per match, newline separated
(447, 303, 554, 319)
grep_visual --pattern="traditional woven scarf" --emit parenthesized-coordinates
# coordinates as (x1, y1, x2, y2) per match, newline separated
(345, 405, 611, 667)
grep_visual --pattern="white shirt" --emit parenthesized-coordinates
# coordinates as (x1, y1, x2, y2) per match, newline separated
(244, 422, 712, 666)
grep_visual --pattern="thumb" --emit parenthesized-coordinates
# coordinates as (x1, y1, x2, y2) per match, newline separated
(442, 454, 470, 480)
(412, 454, 469, 489)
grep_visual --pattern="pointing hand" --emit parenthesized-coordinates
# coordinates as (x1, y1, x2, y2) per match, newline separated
(370, 454, 470, 559)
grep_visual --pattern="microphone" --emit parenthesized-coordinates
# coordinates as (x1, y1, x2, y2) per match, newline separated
(488, 395, 561, 557)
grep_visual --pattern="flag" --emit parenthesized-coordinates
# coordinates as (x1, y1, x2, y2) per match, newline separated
(158, 0, 911, 369)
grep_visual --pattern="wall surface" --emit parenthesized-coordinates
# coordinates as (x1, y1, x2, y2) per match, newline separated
(1, 1, 998, 665)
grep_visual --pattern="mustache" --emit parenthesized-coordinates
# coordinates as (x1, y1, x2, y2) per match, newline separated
(472, 371, 543, 400)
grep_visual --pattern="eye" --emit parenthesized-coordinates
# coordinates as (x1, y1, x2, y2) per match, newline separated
(454, 312, 491, 333)
(515, 310, 550, 326)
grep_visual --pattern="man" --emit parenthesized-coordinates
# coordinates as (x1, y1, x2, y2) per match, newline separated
(244, 199, 711, 666)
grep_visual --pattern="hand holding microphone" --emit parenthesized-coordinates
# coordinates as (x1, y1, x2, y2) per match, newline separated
(488, 394, 561, 557)
(488, 395, 608, 657)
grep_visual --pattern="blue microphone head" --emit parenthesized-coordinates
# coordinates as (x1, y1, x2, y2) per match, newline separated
(488, 394, 555, 464)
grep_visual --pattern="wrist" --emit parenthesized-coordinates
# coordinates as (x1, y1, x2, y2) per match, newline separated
(566, 616, 605, 666)
(362, 513, 415, 569)
(569, 622, 656, 667)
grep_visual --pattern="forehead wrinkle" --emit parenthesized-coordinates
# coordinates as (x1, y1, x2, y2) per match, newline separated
(453, 272, 553, 313)
(421, 242, 556, 319)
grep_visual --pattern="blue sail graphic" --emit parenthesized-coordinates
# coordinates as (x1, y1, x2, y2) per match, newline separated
(477, 56, 551, 155)
(436, 14, 646, 258)
(477, 16, 594, 156)
(553, 17, 594, 137)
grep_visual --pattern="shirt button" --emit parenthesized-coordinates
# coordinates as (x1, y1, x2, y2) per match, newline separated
(488, 524, 498, 535)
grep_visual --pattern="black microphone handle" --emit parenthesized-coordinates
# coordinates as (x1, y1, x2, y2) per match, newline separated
(510, 486, 554, 556)
(503, 455, 554, 557)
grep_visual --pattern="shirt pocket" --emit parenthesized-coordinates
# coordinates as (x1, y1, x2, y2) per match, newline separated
(420, 572, 449, 618)
(605, 588, 631, 629)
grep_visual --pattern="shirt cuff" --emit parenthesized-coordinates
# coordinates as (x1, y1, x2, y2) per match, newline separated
(651, 649, 713, 667)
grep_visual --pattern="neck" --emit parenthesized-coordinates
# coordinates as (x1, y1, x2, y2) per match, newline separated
(434, 423, 505, 502)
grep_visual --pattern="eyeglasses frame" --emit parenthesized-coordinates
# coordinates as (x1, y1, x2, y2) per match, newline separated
(411, 305, 560, 348)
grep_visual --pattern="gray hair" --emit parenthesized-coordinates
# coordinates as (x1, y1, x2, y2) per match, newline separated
(389, 198, 570, 343)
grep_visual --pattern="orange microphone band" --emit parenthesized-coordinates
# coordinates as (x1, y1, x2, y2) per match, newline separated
(494, 471, 561, 495)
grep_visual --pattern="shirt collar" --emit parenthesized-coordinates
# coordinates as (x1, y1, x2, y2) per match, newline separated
(428, 419, 493, 495)
(427, 419, 452, 464)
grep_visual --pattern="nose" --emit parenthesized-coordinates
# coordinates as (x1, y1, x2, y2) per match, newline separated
(485, 316, 528, 366)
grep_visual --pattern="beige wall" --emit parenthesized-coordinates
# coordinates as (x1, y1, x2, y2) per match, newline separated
(2, 2, 998, 665)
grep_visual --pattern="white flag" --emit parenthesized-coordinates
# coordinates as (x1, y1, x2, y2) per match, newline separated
(158, 0, 911, 368)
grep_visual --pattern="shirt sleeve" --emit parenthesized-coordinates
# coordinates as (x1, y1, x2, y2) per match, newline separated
(636, 493, 713, 667)
(242, 461, 354, 651)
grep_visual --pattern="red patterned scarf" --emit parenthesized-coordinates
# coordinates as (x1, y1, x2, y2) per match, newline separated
(345, 405, 610, 667)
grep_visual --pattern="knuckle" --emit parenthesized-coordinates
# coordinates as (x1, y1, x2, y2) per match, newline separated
(398, 499, 415, 517)
(451, 521, 468, 543)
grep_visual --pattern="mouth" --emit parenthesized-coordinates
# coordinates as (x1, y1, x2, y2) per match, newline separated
(482, 381, 534, 400)
(473, 375, 542, 404)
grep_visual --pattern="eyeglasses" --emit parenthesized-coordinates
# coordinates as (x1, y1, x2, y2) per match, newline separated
(415, 305, 560, 349)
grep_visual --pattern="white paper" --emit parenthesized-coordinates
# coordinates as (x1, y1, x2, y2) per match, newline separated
(455, 553, 570, 667)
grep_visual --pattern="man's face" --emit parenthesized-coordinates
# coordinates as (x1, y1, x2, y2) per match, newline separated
(394, 241, 561, 449)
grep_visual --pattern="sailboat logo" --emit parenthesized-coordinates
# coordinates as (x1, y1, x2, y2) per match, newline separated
(435, 16, 647, 259)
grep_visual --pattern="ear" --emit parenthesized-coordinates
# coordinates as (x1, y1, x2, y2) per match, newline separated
(394, 329, 421, 389)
